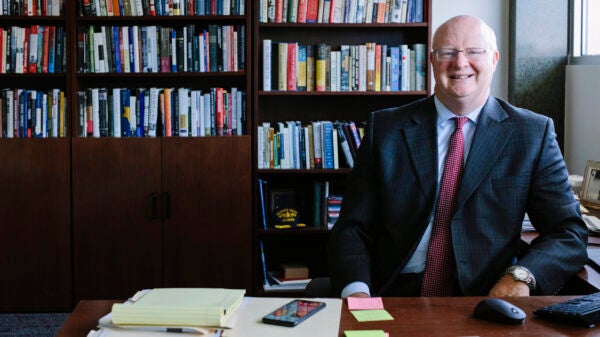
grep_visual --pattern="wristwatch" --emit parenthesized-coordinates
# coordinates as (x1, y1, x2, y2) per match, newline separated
(504, 266, 536, 290)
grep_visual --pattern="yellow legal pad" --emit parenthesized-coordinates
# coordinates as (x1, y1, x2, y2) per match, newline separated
(111, 288, 245, 328)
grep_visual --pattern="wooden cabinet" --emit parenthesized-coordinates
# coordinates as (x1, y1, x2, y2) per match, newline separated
(73, 137, 252, 301)
(0, 139, 71, 311)
(252, 1, 432, 296)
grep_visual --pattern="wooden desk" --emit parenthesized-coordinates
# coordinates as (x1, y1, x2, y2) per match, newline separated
(58, 297, 600, 337)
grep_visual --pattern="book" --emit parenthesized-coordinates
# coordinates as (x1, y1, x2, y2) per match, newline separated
(268, 271, 312, 285)
(270, 188, 305, 229)
(111, 288, 246, 328)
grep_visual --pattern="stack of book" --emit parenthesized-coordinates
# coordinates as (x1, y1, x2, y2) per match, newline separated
(88, 288, 246, 336)
(263, 263, 312, 292)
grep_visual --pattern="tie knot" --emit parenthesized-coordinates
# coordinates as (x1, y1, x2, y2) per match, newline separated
(453, 117, 468, 131)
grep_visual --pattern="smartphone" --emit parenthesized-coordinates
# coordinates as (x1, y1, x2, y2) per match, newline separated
(262, 299, 327, 327)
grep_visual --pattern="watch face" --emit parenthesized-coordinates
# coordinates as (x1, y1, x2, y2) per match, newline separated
(514, 268, 528, 279)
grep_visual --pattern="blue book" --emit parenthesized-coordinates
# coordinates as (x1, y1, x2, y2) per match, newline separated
(121, 88, 131, 137)
(258, 179, 268, 229)
(414, 0, 423, 22)
(35, 91, 43, 137)
(321, 121, 334, 169)
(390, 46, 400, 91)
(136, 90, 145, 137)
(170, 29, 177, 72)
(48, 27, 56, 74)
(113, 26, 122, 73)
(128, 27, 135, 73)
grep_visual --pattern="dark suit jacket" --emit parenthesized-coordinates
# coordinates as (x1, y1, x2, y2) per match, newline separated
(328, 96, 588, 296)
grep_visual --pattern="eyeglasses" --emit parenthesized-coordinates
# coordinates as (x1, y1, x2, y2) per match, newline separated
(433, 48, 488, 61)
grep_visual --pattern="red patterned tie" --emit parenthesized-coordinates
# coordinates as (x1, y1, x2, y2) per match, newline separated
(421, 116, 467, 296)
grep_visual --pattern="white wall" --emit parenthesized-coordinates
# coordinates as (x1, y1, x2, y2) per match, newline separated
(431, 0, 509, 99)
(564, 65, 600, 175)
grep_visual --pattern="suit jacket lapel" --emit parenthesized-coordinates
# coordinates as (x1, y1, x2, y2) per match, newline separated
(456, 98, 513, 209)
(403, 98, 438, 199)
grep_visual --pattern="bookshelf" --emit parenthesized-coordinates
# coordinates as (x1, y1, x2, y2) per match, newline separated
(1, 0, 252, 310)
(0, 3, 72, 311)
(252, 0, 432, 296)
(71, 1, 253, 303)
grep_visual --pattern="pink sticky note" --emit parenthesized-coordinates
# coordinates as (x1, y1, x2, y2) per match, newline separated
(347, 297, 384, 310)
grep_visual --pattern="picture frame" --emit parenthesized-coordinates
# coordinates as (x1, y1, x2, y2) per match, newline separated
(580, 160, 600, 210)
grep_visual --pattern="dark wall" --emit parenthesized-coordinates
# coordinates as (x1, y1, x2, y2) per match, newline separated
(509, 0, 569, 148)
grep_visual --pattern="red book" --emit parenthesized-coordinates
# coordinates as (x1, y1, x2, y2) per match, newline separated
(286, 43, 297, 91)
(275, 0, 283, 23)
(216, 88, 224, 135)
(28, 25, 39, 73)
(0, 28, 4, 73)
(306, 0, 318, 22)
(42, 26, 50, 73)
(297, 0, 308, 23)
(23, 27, 30, 73)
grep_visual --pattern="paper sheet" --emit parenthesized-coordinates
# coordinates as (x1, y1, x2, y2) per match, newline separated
(224, 297, 342, 337)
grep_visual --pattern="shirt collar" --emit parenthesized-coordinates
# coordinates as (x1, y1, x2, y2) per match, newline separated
(433, 96, 484, 126)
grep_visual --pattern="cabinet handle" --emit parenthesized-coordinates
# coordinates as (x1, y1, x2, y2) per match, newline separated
(164, 192, 171, 220)
(151, 193, 158, 220)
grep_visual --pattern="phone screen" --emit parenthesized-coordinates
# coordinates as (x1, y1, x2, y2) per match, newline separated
(262, 299, 326, 327)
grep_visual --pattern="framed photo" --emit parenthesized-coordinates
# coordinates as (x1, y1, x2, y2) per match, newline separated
(581, 160, 600, 210)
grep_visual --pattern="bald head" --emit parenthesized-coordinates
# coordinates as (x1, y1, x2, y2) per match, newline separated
(433, 15, 498, 52)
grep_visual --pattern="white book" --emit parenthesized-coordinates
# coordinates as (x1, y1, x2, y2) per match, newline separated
(203, 92, 211, 136)
(52, 0, 60, 15)
(129, 95, 137, 136)
(257, 125, 265, 169)
(231, 87, 238, 135)
(332, 128, 339, 169)
(199, 34, 206, 72)
(112, 88, 122, 138)
(178, 88, 189, 137)
(150, 27, 159, 72)
(263, 39, 272, 91)
(400, 44, 409, 91)
(6, 90, 14, 138)
(190, 90, 198, 137)
(16, 27, 24, 74)
(198, 93, 205, 136)
(28, 28, 38, 71)
(233, 30, 238, 72)
(132, 26, 140, 73)
(364, 0, 374, 23)
(91, 88, 100, 137)
(331, 0, 345, 23)
(236, 90, 243, 135)
(182, 27, 188, 72)
(52, 89, 59, 137)
(330, 51, 338, 91)
(147, 88, 159, 137)
(41, 93, 48, 137)
(359, 44, 367, 91)
(304, 126, 310, 168)
(223, 0, 231, 15)
(122, 27, 130, 73)
(311, 121, 322, 168)
(94, 0, 102, 16)
(135, 0, 144, 15)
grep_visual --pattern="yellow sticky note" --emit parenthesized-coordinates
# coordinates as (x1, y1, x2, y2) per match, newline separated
(344, 330, 387, 337)
(350, 309, 394, 322)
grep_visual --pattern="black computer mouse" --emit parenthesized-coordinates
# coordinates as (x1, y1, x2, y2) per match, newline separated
(473, 298, 526, 324)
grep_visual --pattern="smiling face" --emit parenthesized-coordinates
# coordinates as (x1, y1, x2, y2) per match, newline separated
(430, 15, 499, 115)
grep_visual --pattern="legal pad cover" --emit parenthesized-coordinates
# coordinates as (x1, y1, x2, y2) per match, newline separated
(111, 288, 246, 328)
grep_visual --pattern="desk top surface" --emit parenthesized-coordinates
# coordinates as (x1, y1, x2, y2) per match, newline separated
(57, 297, 600, 337)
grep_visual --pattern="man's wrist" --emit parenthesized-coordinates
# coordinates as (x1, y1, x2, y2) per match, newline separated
(503, 265, 536, 290)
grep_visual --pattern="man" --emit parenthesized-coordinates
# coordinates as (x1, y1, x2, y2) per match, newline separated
(327, 15, 588, 298)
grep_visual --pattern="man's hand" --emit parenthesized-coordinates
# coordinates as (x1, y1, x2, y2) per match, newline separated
(348, 292, 370, 298)
(488, 275, 530, 297)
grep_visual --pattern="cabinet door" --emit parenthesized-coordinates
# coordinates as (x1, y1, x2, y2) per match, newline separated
(162, 136, 252, 291)
(0, 139, 71, 311)
(72, 138, 162, 301)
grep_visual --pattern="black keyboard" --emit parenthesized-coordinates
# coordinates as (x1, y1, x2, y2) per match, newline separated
(534, 292, 600, 327)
